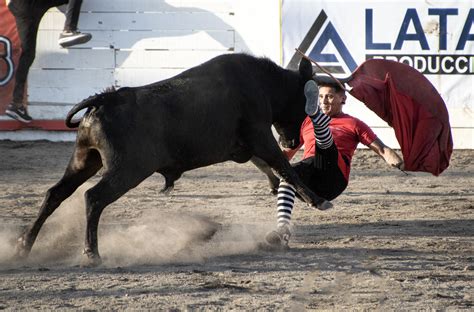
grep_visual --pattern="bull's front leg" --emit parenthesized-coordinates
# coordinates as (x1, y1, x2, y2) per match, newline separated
(250, 156, 280, 194)
(246, 127, 332, 210)
(270, 153, 332, 210)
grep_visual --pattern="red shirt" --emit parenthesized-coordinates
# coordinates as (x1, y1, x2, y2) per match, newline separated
(290, 114, 377, 181)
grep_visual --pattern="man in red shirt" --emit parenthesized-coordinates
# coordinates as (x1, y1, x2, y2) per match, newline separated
(265, 79, 404, 249)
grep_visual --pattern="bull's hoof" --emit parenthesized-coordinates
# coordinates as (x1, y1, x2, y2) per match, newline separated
(314, 199, 333, 211)
(80, 250, 102, 268)
(160, 185, 174, 195)
(269, 180, 279, 195)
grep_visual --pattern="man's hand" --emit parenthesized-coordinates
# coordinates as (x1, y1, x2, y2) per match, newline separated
(386, 150, 405, 170)
(369, 138, 404, 170)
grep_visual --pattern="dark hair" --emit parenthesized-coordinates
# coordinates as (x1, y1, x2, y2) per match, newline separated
(317, 81, 345, 94)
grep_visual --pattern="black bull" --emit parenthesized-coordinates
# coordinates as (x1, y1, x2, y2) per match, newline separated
(15, 53, 332, 266)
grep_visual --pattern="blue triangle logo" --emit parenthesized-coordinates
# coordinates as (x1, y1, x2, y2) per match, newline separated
(308, 21, 357, 73)
(286, 10, 357, 75)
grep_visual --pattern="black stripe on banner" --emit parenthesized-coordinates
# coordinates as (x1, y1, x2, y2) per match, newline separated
(286, 10, 328, 70)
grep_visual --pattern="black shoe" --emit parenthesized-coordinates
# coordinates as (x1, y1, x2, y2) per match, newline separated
(5, 104, 33, 123)
(263, 224, 292, 251)
(58, 31, 92, 48)
(304, 80, 320, 116)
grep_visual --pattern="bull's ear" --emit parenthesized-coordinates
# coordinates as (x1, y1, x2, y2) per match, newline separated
(298, 58, 313, 80)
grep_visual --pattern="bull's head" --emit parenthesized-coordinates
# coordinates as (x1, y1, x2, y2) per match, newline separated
(274, 121, 301, 149)
(273, 57, 313, 149)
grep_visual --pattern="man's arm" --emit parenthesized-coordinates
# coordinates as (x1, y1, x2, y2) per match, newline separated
(368, 138, 404, 169)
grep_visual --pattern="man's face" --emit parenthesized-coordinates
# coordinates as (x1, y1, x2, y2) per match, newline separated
(318, 86, 346, 117)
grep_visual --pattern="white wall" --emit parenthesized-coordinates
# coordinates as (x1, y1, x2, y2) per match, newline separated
(30, 0, 280, 102)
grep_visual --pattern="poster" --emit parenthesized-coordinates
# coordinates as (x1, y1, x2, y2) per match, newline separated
(0, 0, 21, 113)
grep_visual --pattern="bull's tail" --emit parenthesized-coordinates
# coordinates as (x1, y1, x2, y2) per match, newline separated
(65, 87, 117, 128)
(65, 98, 96, 128)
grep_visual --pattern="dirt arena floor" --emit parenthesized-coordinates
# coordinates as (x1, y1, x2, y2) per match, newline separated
(0, 140, 472, 310)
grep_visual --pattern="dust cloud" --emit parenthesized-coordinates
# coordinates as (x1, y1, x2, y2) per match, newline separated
(0, 183, 265, 268)
(99, 214, 262, 267)
(0, 225, 19, 264)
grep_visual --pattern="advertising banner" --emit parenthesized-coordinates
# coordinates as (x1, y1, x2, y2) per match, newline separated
(0, 0, 21, 113)
(282, 0, 473, 147)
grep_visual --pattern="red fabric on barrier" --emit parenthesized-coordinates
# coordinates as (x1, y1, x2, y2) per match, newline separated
(348, 59, 453, 176)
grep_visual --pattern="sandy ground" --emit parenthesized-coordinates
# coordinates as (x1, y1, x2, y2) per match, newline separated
(0, 140, 472, 310)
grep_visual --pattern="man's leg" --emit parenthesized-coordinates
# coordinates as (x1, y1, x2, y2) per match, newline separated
(5, 7, 43, 122)
(63, 0, 82, 31)
(58, 0, 92, 48)
(304, 80, 334, 151)
(264, 180, 296, 248)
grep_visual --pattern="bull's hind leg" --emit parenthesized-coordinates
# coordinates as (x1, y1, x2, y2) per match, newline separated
(80, 168, 152, 267)
(15, 149, 102, 259)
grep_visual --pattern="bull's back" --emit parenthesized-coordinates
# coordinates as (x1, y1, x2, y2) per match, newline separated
(84, 79, 242, 171)
(78, 53, 278, 171)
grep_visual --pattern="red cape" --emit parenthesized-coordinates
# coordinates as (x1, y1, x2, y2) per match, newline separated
(347, 59, 453, 176)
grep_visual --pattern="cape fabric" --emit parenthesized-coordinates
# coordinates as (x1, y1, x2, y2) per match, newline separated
(347, 59, 453, 176)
